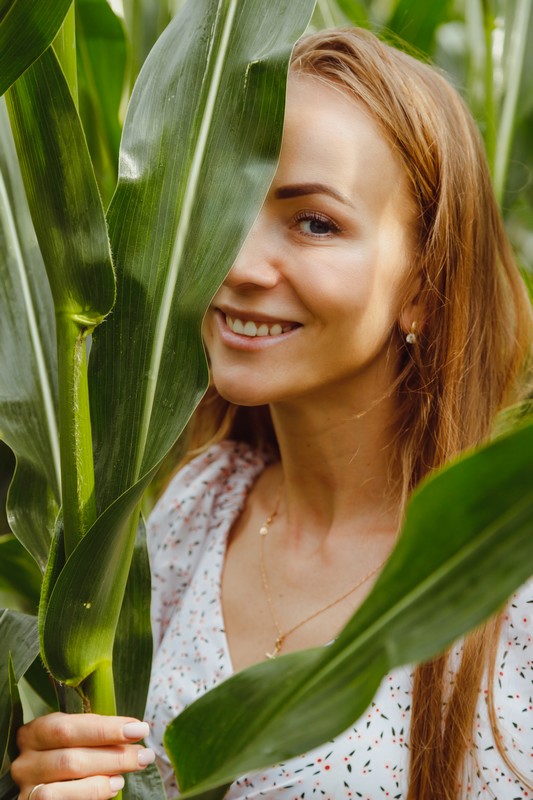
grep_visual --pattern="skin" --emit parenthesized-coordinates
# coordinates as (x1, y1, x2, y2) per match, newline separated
(11, 75, 420, 798)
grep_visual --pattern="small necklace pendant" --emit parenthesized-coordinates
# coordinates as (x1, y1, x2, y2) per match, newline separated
(265, 635, 284, 659)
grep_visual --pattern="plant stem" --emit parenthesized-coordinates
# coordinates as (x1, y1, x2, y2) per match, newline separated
(493, 0, 532, 205)
(56, 314, 96, 557)
(82, 662, 117, 714)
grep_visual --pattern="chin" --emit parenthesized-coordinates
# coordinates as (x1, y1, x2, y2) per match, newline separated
(213, 382, 271, 408)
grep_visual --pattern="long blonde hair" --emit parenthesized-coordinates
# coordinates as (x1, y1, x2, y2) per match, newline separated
(172, 27, 532, 799)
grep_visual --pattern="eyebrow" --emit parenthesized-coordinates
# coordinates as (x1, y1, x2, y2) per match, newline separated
(274, 182, 354, 208)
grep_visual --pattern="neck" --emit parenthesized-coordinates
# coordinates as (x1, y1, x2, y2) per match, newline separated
(267, 386, 401, 549)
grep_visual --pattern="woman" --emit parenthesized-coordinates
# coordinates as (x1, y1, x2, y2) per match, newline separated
(12, 27, 532, 800)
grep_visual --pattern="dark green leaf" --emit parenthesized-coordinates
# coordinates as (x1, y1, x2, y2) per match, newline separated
(0, 535, 42, 612)
(165, 422, 533, 798)
(0, 769, 18, 799)
(0, 0, 72, 96)
(123, 761, 166, 800)
(113, 517, 153, 720)
(0, 610, 39, 774)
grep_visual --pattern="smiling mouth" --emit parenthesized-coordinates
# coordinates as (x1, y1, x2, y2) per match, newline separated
(223, 313, 300, 338)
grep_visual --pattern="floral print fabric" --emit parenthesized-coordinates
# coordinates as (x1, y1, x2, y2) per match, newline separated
(145, 441, 532, 799)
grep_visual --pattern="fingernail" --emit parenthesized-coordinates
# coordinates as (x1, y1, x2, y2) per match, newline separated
(122, 721, 150, 740)
(110, 775, 125, 794)
(137, 747, 156, 767)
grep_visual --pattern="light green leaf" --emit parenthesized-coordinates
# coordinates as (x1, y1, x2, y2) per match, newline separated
(91, 0, 316, 512)
(0, 98, 59, 570)
(165, 422, 533, 798)
(5, 46, 115, 325)
(0, 0, 72, 96)
(122, 0, 172, 89)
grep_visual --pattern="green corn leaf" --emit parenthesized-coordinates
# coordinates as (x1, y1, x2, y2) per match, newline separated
(4, 656, 22, 767)
(76, 0, 127, 205)
(0, 610, 39, 774)
(113, 517, 153, 721)
(164, 422, 533, 798)
(5, 46, 115, 331)
(122, 0, 172, 89)
(91, 0, 316, 511)
(0, 535, 42, 612)
(0, 0, 73, 96)
(41, 0, 316, 690)
(0, 98, 59, 570)
(123, 762, 166, 800)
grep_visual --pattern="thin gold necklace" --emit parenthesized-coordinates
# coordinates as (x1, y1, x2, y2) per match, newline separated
(259, 487, 386, 659)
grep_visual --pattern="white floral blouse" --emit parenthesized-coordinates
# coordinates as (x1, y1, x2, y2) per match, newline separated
(145, 441, 532, 799)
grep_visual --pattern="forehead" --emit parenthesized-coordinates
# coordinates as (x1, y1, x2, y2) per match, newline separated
(274, 75, 411, 219)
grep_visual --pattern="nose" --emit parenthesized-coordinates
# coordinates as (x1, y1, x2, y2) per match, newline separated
(224, 211, 282, 290)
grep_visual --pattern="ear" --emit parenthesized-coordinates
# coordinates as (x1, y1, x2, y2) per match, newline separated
(399, 271, 425, 336)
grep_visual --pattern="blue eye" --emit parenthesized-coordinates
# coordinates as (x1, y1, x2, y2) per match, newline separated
(294, 211, 340, 237)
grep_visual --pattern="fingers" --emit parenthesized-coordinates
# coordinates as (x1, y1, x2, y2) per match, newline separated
(11, 714, 155, 796)
(13, 743, 155, 784)
(21, 775, 125, 800)
(17, 713, 150, 751)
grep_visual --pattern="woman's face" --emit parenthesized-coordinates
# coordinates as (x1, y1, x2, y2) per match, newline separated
(203, 74, 417, 408)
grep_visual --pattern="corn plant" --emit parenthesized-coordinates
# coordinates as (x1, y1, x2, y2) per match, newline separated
(0, 1, 532, 799)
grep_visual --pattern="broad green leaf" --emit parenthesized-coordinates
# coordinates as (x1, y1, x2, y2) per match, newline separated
(76, 0, 127, 204)
(0, 0, 72, 96)
(42, 0, 316, 697)
(91, 0, 316, 512)
(0, 610, 39, 774)
(113, 517, 153, 720)
(6, 45, 116, 552)
(0, 98, 59, 569)
(0, 535, 41, 611)
(165, 422, 533, 798)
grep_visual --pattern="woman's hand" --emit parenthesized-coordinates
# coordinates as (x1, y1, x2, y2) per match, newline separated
(11, 712, 156, 800)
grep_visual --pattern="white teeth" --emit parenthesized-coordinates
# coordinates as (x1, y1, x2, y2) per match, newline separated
(225, 315, 295, 338)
